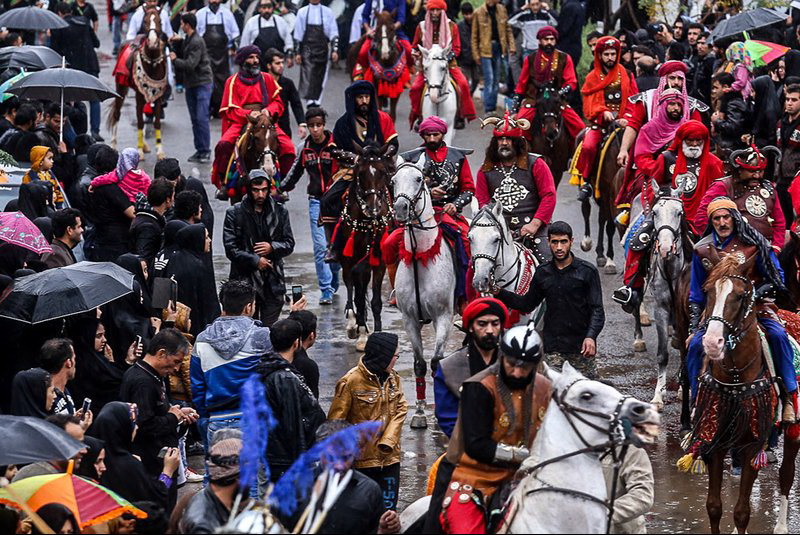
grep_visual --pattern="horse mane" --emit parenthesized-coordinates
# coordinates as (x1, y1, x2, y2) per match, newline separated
(374, 11, 396, 29)
(703, 254, 746, 292)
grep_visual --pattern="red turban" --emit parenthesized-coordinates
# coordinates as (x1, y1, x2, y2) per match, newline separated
(462, 297, 510, 328)
(426, 0, 447, 10)
(419, 116, 448, 135)
(657, 60, 688, 77)
(536, 25, 558, 40)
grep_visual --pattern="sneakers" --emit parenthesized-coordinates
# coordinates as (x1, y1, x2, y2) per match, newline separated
(454, 117, 466, 130)
(91, 131, 105, 142)
(577, 182, 594, 202)
(185, 467, 204, 483)
(320, 289, 334, 305)
(176, 84, 184, 93)
(188, 152, 212, 164)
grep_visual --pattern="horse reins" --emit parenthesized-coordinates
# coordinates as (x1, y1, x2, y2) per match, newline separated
(470, 211, 523, 292)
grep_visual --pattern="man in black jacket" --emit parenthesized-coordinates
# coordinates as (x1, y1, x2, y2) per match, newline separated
(258, 319, 325, 482)
(170, 13, 214, 163)
(129, 178, 174, 270)
(555, 0, 584, 66)
(494, 221, 604, 378)
(223, 169, 295, 326)
(457, 3, 480, 96)
(711, 71, 752, 152)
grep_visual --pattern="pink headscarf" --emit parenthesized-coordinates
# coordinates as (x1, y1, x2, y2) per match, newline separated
(422, 6, 452, 50)
(634, 89, 687, 159)
(419, 116, 448, 135)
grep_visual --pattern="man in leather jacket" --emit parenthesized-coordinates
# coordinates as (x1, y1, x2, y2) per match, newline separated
(685, 199, 797, 422)
(223, 169, 295, 326)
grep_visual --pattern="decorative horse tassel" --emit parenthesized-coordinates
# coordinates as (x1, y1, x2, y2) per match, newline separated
(343, 232, 356, 258)
(690, 458, 707, 474)
(751, 449, 769, 470)
(676, 452, 695, 473)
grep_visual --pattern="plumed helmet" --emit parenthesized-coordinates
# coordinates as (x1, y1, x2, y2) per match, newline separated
(500, 324, 542, 363)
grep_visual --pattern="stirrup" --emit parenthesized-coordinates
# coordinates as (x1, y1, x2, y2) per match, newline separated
(577, 182, 593, 202)
(612, 286, 633, 305)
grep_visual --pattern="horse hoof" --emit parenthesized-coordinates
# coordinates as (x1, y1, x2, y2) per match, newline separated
(604, 261, 617, 275)
(671, 336, 682, 350)
(649, 397, 664, 412)
(775, 524, 789, 534)
(138, 149, 145, 160)
(156, 150, 166, 161)
(633, 339, 646, 352)
(580, 237, 592, 252)
(142, 142, 151, 153)
(356, 329, 368, 352)
(639, 309, 652, 326)
(410, 411, 428, 429)
(345, 310, 357, 339)
(596, 256, 607, 268)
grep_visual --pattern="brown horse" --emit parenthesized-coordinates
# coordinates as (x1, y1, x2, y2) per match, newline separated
(337, 141, 396, 351)
(684, 254, 776, 533)
(347, 11, 408, 121)
(109, 7, 168, 159)
(528, 92, 575, 188)
(220, 112, 281, 205)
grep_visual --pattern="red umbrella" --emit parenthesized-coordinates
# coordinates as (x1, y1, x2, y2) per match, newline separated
(0, 211, 52, 254)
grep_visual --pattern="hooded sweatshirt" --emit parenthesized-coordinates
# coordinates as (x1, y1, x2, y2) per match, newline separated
(190, 316, 272, 417)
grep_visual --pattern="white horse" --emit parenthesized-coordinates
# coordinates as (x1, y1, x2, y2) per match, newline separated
(469, 202, 538, 322)
(399, 362, 660, 533)
(392, 161, 456, 429)
(419, 44, 458, 146)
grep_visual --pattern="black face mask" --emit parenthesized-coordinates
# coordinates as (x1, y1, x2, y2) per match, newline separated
(424, 140, 443, 151)
(474, 333, 498, 351)
(499, 358, 534, 390)
(541, 44, 555, 54)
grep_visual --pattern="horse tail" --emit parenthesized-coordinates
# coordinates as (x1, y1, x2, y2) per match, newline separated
(106, 84, 127, 130)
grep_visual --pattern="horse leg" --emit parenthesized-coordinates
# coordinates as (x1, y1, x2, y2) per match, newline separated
(580, 199, 592, 252)
(679, 350, 692, 434)
(354, 264, 370, 352)
(403, 314, 428, 429)
(389, 97, 398, 122)
(706, 450, 725, 534)
(595, 209, 607, 268)
(603, 214, 617, 274)
(775, 428, 800, 533)
(343, 264, 358, 339)
(431, 306, 452, 373)
(733, 447, 760, 534)
(154, 100, 165, 160)
(135, 92, 146, 159)
(371, 265, 386, 332)
(651, 295, 670, 411)
(633, 302, 646, 353)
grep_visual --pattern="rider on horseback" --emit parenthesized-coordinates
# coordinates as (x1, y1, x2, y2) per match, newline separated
(613, 119, 725, 311)
(407, 0, 477, 130)
(511, 25, 584, 142)
(686, 198, 797, 423)
(575, 36, 637, 201)
(424, 324, 551, 534)
(354, 0, 413, 87)
(211, 45, 295, 198)
(475, 111, 556, 264)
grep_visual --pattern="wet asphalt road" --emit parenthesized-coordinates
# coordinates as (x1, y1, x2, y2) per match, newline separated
(91, 13, 800, 531)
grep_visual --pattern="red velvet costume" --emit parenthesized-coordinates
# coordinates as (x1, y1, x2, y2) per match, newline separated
(577, 37, 637, 181)
(514, 43, 584, 140)
(211, 71, 295, 190)
(407, 17, 476, 127)
(352, 36, 414, 99)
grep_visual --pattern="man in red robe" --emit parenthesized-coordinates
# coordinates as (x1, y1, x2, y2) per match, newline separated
(407, 0, 476, 130)
(576, 36, 637, 200)
(211, 45, 295, 195)
(513, 26, 584, 141)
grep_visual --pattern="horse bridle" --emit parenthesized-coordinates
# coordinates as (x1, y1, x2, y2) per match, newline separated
(470, 211, 522, 291)
(425, 55, 451, 98)
(393, 163, 437, 230)
(343, 154, 394, 231)
(537, 105, 563, 146)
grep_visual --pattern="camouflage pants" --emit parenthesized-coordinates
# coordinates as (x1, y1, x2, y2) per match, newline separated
(545, 352, 598, 380)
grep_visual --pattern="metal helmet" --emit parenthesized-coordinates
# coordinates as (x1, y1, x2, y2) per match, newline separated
(500, 324, 543, 363)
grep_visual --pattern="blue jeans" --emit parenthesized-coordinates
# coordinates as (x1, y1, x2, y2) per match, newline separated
(112, 16, 122, 52)
(481, 42, 503, 113)
(309, 198, 339, 293)
(89, 101, 100, 135)
(186, 83, 212, 152)
(687, 318, 798, 400)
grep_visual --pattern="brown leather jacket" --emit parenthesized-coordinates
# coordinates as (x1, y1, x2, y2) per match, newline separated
(471, 3, 515, 59)
(328, 359, 409, 469)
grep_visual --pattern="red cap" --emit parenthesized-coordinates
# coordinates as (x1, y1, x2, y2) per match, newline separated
(657, 60, 688, 77)
(462, 297, 510, 328)
(426, 0, 447, 10)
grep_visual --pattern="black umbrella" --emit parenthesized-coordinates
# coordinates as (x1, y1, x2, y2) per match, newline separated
(0, 46, 64, 72)
(6, 62, 119, 143)
(0, 415, 85, 466)
(710, 8, 787, 42)
(0, 261, 134, 324)
(0, 6, 69, 31)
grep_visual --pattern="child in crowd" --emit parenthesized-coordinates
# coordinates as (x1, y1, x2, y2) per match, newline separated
(23, 146, 62, 208)
(90, 147, 152, 202)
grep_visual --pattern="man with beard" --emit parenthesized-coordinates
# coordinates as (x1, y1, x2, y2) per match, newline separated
(686, 199, 796, 422)
(613, 120, 724, 311)
(512, 26, 584, 144)
(695, 145, 785, 249)
(211, 45, 295, 198)
(321, 81, 397, 262)
(294, 0, 339, 108)
(778, 84, 800, 222)
(223, 169, 295, 326)
(262, 48, 305, 139)
(196, 0, 240, 116)
(425, 324, 552, 534)
(576, 37, 636, 200)
(495, 221, 604, 379)
(475, 111, 556, 264)
(433, 297, 508, 438)
(406, 0, 476, 130)
(240, 0, 294, 62)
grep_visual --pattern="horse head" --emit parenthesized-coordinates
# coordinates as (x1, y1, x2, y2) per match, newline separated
(420, 44, 451, 103)
(545, 362, 661, 449)
(351, 141, 395, 219)
(392, 160, 430, 225)
(702, 253, 758, 361)
(535, 92, 562, 144)
(245, 113, 278, 177)
(469, 202, 511, 294)
(651, 196, 684, 260)
(144, 8, 164, 52)
(371, 11, 397, 62)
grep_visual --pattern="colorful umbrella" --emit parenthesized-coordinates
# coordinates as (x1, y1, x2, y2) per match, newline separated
(744, 39, 790, 67)
(0, 211, 52, 254)
(0, 71, 31, 103)
(0, 470, 147, 529)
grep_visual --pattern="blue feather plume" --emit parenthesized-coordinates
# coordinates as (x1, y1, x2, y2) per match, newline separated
(239, 374, 277, 490)
(269, 421, 382, 516)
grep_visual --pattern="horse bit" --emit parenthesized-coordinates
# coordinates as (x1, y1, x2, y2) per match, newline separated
(704, 273, 755, 353)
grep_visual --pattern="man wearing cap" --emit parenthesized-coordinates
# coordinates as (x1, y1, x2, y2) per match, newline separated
(475, 111, 557, 264)
(512, 26, 584, 143)
(614, 120, 724, 310)
(212, 45, 295, 198)
(425, 324, 552, 533)
(328, 332, 408, 511)
(433, 297, 508, 438)
(576, 36, 637, 200)
(686, 199, 796, 421)
(406, 0, 476, 130)
(180, 429, 244, 533)
(695, 145, 786, 249)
